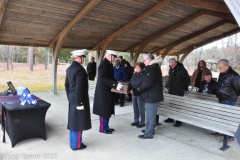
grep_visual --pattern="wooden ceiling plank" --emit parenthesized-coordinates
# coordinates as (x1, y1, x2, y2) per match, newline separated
(92, 0, 171, 50)
(49, 0, 101, 47)
(154, 20, 230, 54)
(0, 0, 8, 25)
(172, 0, 230, 13)
(127, 10, 205, 53)
(203, 10, 235, 22)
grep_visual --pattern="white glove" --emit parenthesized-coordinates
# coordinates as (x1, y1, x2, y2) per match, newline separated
(76, 105, 84, 110)
(116, 83, 123, 91)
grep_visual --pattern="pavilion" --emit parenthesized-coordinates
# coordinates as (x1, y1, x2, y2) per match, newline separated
(0, 0, 239, 94)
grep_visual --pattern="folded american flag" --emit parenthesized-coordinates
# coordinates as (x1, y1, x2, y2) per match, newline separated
(19, 88, 38, 106)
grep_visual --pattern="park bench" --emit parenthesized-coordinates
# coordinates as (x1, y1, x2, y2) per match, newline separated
(158, 92, 240, 151)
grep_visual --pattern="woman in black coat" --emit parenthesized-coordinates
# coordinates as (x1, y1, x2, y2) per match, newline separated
(65, 50, 91, 150)
(93, 50, 122, 134)
(128, 62, 145, 128)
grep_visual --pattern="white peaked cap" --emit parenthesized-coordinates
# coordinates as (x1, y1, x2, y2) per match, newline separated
(71, 49, 87, 57)
(106, 50, 118, 57)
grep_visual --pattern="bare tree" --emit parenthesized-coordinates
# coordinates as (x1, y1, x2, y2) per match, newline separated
(28, 47, 34, 71)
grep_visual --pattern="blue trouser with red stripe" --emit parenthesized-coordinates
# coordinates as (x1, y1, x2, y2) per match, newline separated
(70, 130, 82, 149)
(99, 117, 110, 132)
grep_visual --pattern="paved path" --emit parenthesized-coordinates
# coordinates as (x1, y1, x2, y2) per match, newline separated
(0, 91, 239, 160)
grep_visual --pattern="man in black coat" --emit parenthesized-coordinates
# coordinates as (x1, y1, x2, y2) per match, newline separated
(165, 58, 190, 127)
(87, 57, 96, 81)
(216, 59, 240, 143)
(65, 49, 91, 150)
(197, 71, 217, 94)
(137, 54, 163, 139)
(93, 50, 123, 134)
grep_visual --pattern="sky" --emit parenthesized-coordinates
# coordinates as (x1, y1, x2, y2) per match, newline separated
(203, 33, 240, 49)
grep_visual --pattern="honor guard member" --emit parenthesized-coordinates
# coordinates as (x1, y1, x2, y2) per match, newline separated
(93, 50, 123, 134)
(65, 49, 92, 150)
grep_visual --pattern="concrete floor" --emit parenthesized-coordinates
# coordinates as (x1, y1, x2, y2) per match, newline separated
(0, 91, 240, 160)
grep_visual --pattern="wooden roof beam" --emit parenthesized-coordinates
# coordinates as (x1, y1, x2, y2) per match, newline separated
(172, 0, 231, 13)
(174, 27, 240, 56)
(153, 20, 233, 56)
(92, 0, 171, 51)
(0, 0, 8, 25)
(49, 0, 101, 47)
(127, 10, 236, 54)
(127, 10, 205, 52)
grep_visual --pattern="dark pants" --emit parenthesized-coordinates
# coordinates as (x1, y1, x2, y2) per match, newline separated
(99, 116, 110, 132)
(70, 130, 83, 149)
(115, 93, 125, 105)
(88, 75, 95, 81)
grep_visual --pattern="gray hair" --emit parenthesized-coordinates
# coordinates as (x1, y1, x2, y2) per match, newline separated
(169, 58, 177, 63)
(144, 53, 155, 60)
(218, 59, 229, 66)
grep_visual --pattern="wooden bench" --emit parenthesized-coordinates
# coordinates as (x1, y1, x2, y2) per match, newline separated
(158, 93, 240, 151)
(184, 90, 240, 106)
(88, 80, 96, 97)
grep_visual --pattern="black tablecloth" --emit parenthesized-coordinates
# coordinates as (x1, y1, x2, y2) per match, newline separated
(0, 93, 51, 147)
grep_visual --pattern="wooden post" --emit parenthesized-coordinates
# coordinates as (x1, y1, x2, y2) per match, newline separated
(129, 49, 134, 66)
(52, 37, 63, 95)
(179, 48, 194, 63)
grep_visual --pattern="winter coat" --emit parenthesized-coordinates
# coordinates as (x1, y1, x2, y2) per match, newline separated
(87, 61, 96, 77)
(216, 67, 240, 102)
(191, 60, 211, 87)
(139, 56, 164, 103)
(113, 65, 128, 82)
(166, 62, 190, 96)
(65, 61, 92, 131)
(198, 79, 218, 94)
(93, 58, 118, 117)
(128, 71, 145, 96)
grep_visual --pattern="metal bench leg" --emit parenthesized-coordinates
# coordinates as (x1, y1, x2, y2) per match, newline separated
(220, 135, 230, 151)
(155, 114, 161, 126)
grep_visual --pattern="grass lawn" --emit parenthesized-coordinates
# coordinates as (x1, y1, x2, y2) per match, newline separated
(0, 63, 70, 92)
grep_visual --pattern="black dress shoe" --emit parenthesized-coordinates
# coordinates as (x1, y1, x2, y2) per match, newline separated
(173, 121, 182, 127)
(100, 130, 112, 134)
(131, 122, 139, 126)
(136, 124, 145, 128)
(72, 143, 87, 151)
(164, 118, 174, 123)
(141, 130, 155, 135)
(138, 135, 153, 139)
(109, 128, 115, 132)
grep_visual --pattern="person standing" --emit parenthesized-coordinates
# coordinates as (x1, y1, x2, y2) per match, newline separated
(128, 62, 145, 128)
(87, 56, 96, 81)
(113, 59, 128, 107)
(65, 49, 91, 150)
(93, 50, 123, 134)
(137, 54, 163, 139)
(216, 59, 240, 142)
(190, 60, 211, 89)
(197, 71, 217, 94)
(124, 61, 134, 102)
(165, 58, 190, 127)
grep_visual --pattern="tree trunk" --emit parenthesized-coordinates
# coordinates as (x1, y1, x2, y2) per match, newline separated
(9, 46, 14, 69)
(6, 46, 9, 70)
(28, 47, 34, 71)
(44, 49, 49, 69)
